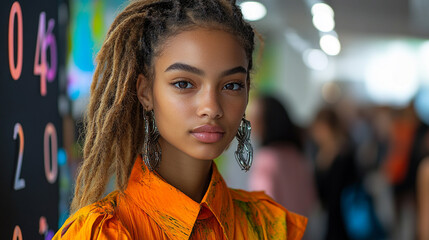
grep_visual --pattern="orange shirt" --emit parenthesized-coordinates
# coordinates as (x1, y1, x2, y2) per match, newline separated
(53, 156, 307, 239)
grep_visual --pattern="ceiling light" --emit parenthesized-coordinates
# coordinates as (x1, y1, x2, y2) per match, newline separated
(320, 34, 341, 56)
(311, 3, 334, 17)
(312, 14, 335, 32)
(240, 1, 267, 21)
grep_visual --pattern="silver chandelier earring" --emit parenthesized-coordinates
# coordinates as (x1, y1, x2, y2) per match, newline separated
(235, 117, 253, 171)
(142, 110, 162, 170)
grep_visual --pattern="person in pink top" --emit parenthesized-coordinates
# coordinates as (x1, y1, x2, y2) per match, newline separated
(249, 95, 316, 218)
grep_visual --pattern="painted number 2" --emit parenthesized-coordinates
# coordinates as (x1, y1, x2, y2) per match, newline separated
(13, 123, 25, 191)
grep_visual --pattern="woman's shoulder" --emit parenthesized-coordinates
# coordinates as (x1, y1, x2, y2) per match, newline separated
(53, 191, 131, 240)
(229, 189, 308, 239)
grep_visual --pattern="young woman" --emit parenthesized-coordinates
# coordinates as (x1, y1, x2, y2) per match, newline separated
(54, 1, 307, 239)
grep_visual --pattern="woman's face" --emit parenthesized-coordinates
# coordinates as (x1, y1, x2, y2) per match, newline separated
(139, 28, 249, 160)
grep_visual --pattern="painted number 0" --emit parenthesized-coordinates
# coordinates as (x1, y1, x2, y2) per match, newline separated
(13, 225, 23, 240)
(8, 1, 23, 80)
(13, 123, 25, 191)
(44, 123, 58, 184)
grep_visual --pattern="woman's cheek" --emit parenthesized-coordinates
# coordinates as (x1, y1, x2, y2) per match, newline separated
(154, 90, 193, 133)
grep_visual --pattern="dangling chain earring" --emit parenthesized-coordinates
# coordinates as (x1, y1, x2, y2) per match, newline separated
(235, 117, 253, 171)
(142, 110, 162, 170)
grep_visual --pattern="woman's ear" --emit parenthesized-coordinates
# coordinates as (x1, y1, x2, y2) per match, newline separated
(136, 74, 153, 111)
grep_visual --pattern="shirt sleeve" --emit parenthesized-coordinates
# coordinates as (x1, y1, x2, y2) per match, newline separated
(52, 207, 131, 240)
(231, 189, 308, 240)
(253, 191, 308, 240)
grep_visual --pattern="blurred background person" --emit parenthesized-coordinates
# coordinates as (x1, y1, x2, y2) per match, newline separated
(388, 103, 429, 240)
(310, 107, 358, 240)
(248, 95, 316, 218)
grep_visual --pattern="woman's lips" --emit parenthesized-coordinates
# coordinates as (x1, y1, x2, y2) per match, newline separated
(191, 125, 225, 143)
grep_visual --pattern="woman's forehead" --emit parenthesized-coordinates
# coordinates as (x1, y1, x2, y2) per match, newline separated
(154, 28, 248, 74)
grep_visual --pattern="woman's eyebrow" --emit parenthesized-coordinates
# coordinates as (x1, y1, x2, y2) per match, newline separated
(165, 63, 204, 76)
(220, 66, 247, 77)
(165, 62, 247, 77)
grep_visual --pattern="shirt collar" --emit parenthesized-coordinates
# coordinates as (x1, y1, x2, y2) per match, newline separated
(125, 155, 235, 239)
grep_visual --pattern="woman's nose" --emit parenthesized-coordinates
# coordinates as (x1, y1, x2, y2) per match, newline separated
(196, 88, 224, 119)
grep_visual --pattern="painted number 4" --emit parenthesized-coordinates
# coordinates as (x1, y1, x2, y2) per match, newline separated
(34, 12, 57, 96)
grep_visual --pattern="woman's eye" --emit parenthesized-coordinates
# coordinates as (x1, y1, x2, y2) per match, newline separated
(173, 81, 193, 89)
(223, 82, 244, 91)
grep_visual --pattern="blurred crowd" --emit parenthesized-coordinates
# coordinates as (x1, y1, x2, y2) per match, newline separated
(247, 94, 429, 240)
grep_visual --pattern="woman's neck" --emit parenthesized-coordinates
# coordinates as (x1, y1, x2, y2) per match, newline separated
(156, 138, 213, 203)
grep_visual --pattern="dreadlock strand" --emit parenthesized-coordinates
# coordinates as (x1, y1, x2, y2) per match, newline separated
(115, 123, 133, 190)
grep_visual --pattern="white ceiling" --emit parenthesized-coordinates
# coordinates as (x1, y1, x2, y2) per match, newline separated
(252, 0, 429, 38)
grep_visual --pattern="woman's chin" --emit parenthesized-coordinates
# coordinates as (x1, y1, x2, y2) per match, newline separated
(186, 148, 225, 161)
